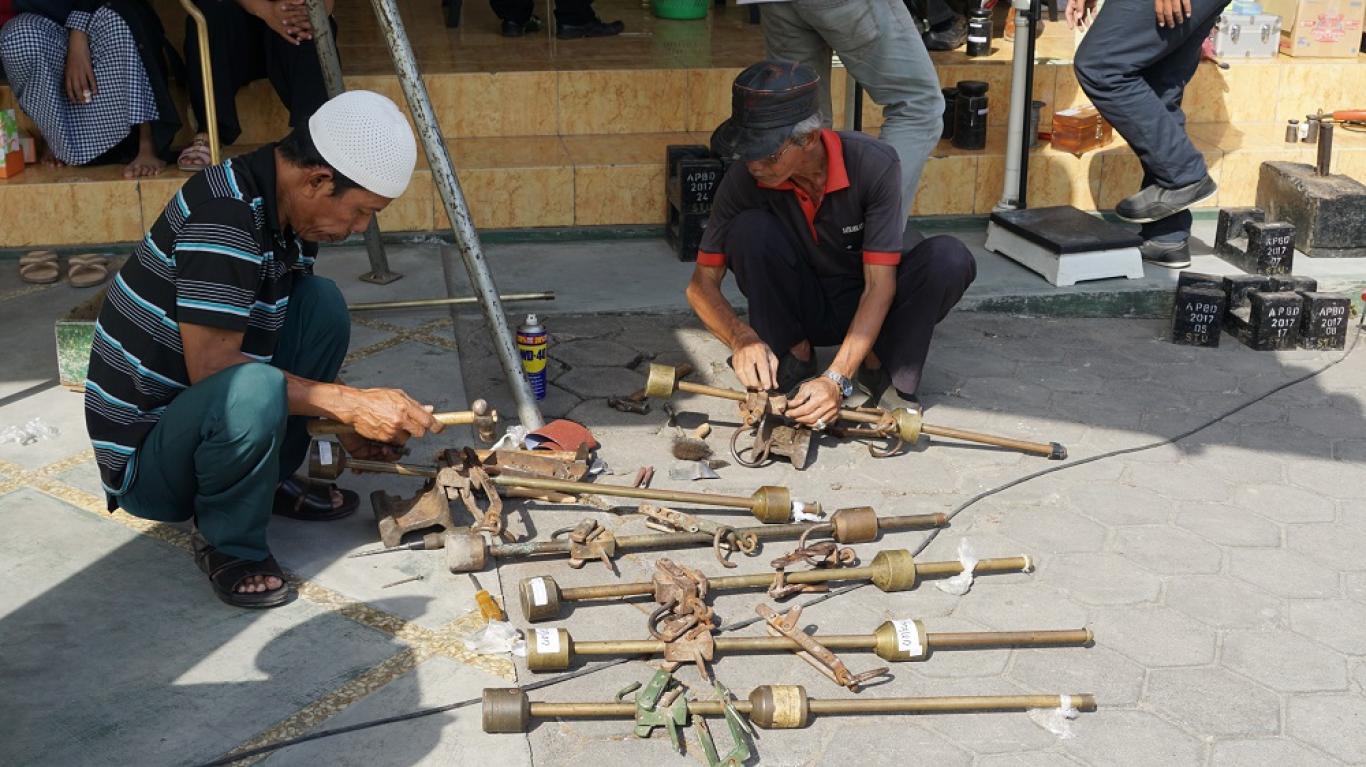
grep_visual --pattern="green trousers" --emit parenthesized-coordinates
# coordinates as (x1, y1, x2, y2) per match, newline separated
(119, 276, 350, 560)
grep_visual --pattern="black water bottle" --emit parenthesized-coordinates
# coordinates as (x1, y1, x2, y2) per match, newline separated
(966, 7, 992, 57)
(952, 80, 989, 150)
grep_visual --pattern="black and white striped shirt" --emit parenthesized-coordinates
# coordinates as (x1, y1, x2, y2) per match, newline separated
(85, 144, 317, 504)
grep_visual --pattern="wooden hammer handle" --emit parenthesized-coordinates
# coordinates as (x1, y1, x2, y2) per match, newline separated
(307, 410, 485, 437)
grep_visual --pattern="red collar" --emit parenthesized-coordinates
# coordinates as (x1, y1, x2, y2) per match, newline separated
(756, 129, 850, 194)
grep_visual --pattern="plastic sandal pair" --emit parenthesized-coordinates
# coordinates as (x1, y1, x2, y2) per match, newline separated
(19, 250, 110, 288)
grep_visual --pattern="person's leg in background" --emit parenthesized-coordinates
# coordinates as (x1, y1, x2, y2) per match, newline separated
(490, 0, 542, 35)
(265, 16, 336, 133)
(553, 0, 623, 38)
(872, 235, 977, 397)
(919, 0, 968, 50)
(184, 0, 266, 147)
(760, 4, 835, 126)
(1074, 0, 1227, 227)
(271, 275, 350, 481)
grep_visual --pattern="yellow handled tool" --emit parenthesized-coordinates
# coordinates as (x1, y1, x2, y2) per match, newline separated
(468, 573, 506, 622)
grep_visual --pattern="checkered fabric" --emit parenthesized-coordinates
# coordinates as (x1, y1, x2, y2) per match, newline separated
(0, 7, 157, 165)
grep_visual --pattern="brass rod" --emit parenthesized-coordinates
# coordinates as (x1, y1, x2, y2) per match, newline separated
(677, 380, 748, 402)
(926, 628, 1094, 650)
(346, 459, 437, 477)
(530, 703, 639, 718)
(807, 694, 1097, 715)
(921, 423, 1057, 457)
(878, 513, 949, 532)
(574, 640, 667, 655)
(348, 292, 556, 312)
(179, 0, 220, 164)
(914, 556, 1031, 578)
(489, 475, 757, 510)
(559, 582, 655, 600)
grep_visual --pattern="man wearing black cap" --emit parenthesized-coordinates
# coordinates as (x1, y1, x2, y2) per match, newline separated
(686, 61, 976, 430)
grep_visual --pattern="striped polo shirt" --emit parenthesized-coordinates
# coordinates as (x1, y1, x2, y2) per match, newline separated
(85, 144, 317, 504)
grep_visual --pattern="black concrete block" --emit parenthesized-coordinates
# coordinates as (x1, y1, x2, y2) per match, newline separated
(1171, 286, 1226, 347)
(1238, 291, 1304, 351)
(1178, 271, 1224, 291)
(1269, 275, 1318, 293)
(666, 207, 708, 262)
(1256, 161, 1366, 258)
(1244, 221, 1296, 274)
(1215, 207, 1265, 259)
(1222, 274, 1273, 331)
(1298, 292, 1352, 351)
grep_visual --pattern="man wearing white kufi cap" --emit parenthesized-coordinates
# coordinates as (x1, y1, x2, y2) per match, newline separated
(83, 91, 441, 609)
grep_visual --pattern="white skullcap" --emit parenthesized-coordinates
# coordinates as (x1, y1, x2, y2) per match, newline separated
(309, 90, 416, 199)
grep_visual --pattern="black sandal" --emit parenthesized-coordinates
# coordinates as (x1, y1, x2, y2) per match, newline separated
(193, 536, 294, 609)
(273, 477, 359, 521)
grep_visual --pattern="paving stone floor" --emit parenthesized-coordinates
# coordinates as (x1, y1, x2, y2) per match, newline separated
(3, 240, 1365, 766)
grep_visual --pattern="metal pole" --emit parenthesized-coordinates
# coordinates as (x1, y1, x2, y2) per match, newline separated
(348, 291, 555, 312)
(306, 0, 402, 285)
(366, 0, 544, 430)
(995, 0, 1034, 210)
(178, 0, 220, 164)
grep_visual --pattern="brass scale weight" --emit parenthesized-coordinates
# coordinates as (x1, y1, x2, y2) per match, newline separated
(642, 363, 1068, 468)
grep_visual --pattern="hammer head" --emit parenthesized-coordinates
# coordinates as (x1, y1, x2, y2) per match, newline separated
(308, 440, 344, 480)
(644, 363, 678, 400)
(471, 399, 499, 443)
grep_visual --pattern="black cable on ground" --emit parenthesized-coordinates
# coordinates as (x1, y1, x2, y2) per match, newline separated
(196, 323, 1363, 767)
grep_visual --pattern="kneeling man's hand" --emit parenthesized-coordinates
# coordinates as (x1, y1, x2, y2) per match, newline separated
(731, 333, 779, 391)
(347, 387, 443, 444)
(786, 377, 841, 429)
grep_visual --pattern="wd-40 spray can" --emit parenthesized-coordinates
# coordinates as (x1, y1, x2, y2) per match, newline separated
(517, 314, 547, 400)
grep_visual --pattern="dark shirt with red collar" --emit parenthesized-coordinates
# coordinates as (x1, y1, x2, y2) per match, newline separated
(697, 129, 903, 279)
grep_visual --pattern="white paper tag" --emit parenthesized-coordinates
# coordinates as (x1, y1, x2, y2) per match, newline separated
(318, 441, 333, 465)
(890, 619, 923, 655)
(791, 501, 823, 523)
(968, 35, 988, 42)
(530, 577, 549, 607)
(535, 628, 560, 655)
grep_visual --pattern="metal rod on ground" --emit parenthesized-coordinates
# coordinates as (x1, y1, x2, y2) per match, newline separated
(366, 0, 543, 430)
(347, 291, 555, 312)
(306, 0, 400, 285)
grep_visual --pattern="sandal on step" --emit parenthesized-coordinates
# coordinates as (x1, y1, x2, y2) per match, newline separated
(19, 250, 59, 284)
(193, 535, 294, 609)
(177, 135, 213, 172)
(67, 253, 110, 288)
(274, 476, 360, 521)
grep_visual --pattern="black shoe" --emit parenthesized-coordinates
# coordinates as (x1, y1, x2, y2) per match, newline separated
(556, 18, 624, 38)
(776, 352, 819, 394)
(1114, 176, 1218, 224)
(1139, 238, 1192, 269)
(856, 365, 891, 407)
(923, 14, 967, 51)
(501, 14, 543, 36)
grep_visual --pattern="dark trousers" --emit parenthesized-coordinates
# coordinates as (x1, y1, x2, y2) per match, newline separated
(1074, 0, 1228, 243)
(183, 0, 335, 146)
(726, 210, 975, 396)
(119, 276, 350, 561)
(552, 0, 597, 25)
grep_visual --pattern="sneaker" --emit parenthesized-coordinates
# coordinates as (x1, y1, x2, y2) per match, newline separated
(556, 18, 624, 38)
(923, 14, 968, 51)
(1139, 238, 1192, 269)
(776, 352, 819, 394)
(501, 14, 543, 36)
(1114, 176, 1218, 224)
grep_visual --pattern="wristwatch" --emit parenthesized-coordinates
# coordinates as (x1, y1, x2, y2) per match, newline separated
(822, 369, 854, 399)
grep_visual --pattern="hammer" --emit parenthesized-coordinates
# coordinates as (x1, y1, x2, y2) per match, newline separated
(307, 399, 499, 443)
(609, 363, 694, 414)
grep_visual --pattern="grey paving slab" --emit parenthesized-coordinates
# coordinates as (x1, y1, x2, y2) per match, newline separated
(987, 506, 1107, 555)
(0, 488, 405, 767)
(1108, 526, 1223, 575)
(1210, 738, 1343, 767)
(1287, 599, 1366, 655)
(1228, 548, 1342, 600)
(1172, 502, 1284, 548)
(1066, 484, 1175, 528)
(1222, 629, 1349, 693)
(1235, 483, 1338, 523)
(1008, 644, 1147, 708)
(1060, 710, 1205, 767)
(1285, 523, 1366, 572)
(1091, 605, 1218, 668)
(1164, 575, 1287, 629)
(259, 657, 531, 767)
(1146, 667, 1281, 737)
(0, 278, 103, 400)
(0, 386, 92, 471)
(1286, 694, 1366, 763)
(1037, 553, 1163, 607)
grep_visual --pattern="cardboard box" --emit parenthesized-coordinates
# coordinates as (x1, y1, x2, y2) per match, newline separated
(1262, 0, 1364, 56)
(0, 109, 24, 179)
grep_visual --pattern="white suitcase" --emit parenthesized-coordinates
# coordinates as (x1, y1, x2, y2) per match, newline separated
(1212, 11, 1283, 58)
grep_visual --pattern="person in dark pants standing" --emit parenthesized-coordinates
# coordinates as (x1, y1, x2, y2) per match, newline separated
(550, 0, 622, 38)
(1070, 0, 1226, 268)
(686, 61, 976, 429)
(176, 0, 334, 171)
(488, 0, 541, 36)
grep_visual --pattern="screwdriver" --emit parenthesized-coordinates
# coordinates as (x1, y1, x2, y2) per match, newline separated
(468, 573, 506, 622)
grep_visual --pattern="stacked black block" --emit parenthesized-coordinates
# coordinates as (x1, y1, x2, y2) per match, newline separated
(665, 145, 724, 262)
(1298, 293, 1352, 351)
(1214, 207, 1297, 275)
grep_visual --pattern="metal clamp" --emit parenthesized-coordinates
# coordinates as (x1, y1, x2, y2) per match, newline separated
(616, 670, 689, 753)
(564, 519, 617, 570)
(695, 681, 755, 767)
(639, 503, 759, 568)
(767, 541, 857, 600)
(758, 604, 891, 691)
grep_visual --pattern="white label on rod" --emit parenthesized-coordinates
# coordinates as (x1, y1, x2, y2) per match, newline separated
(319, 441, 333, 465)
(968, 35, 988, 42)
(535, 628, 560, 655)
(891, 619, 923, 655)
(530, 577, 549, 606)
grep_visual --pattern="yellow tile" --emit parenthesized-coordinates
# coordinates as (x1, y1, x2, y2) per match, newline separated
(439, 167, 574, 230)
(344, 75, 415, 133)
(138, 175, 191, 229)
(0, 177, 143, 247)
(1185, 59, 1282, 124)
(558, 70, 688, 134)
(575, 165, 666, 225)
(562, 133, 698, 166)
(377, 169, 434, 232)
(1334, 150, 1366, 185)
(427, 72, 558, 138)
(1211, 148, 1314, 207)
(912, 155, 979, 215)
(1027, 146, 1101, 208)
(975, 154, 1006, 213)
(1188, 122, 1301, 150)
(1274, 61, 1366, 122)
(450, 136, 570, 169)
(1051, 65, 1088, 113)
(1033, 65, 1060, 131)
(686, 68, 742, 133)
(233, 80, 294, 146)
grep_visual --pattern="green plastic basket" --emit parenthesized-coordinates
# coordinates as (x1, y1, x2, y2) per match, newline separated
(651, 0, 708, 20)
